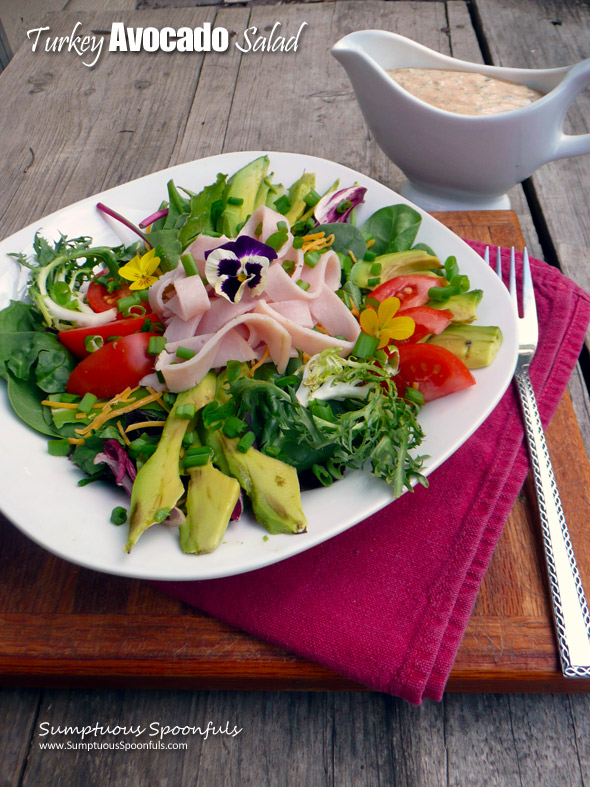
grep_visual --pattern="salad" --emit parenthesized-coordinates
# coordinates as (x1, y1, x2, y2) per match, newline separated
(0, 155, 503, 557)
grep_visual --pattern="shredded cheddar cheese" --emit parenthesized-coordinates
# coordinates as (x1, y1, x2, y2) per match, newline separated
(301, 232, 335, 254)
(75, 390, 162, 436)
(249, 346, 270, 375)
(125, 420, 166, 433)
(117, 420, 131, 445)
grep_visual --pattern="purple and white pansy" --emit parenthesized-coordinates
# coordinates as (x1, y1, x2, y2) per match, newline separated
(204, 235, 277, 303)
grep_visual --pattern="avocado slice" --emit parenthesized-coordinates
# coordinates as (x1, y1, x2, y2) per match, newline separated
(220, 155, 270, 237)
(350, 250, 442, 289)
(210, 432, 307, 535)
(125, 373, 216, 553)
(428, 324, 503, 368)
(428, 290, 483, 323)
(200, 369, 307, 536)
(180, 461, 241, 554)
(283, 172, 316, 225)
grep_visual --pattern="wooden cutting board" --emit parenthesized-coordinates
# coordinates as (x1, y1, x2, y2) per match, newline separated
(1, 210, 589, 693)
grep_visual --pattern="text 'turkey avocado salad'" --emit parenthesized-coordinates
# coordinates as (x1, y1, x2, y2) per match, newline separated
(0, 155, 503, 556)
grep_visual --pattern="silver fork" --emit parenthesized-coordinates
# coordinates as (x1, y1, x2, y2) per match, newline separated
(487, 246, 590, 677)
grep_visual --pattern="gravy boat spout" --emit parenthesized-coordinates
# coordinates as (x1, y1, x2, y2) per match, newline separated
(332, 31, 590, 210)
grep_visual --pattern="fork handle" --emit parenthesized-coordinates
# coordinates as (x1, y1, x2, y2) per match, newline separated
(515, 367, 590, 675)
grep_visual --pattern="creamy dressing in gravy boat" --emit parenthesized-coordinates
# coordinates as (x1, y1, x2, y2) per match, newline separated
(332, 31, 590, 210)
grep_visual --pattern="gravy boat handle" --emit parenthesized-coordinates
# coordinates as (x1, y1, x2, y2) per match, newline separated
(551, 58, 590, 160)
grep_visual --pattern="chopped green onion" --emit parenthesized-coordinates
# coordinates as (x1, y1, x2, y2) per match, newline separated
(183, 452, 211, 469)
(117, 293, 141, 314)
(78, 393, 97, 414)
(176, 346, 196, 360)
(304, 189, 320, 208)
(364, 297, 380, 310)
(282, 260, 295, 276)
(156, 370, 165, 384)
(163, 392, 176, 409)
(352, 332, 379, 359)
(181, 252, 199, 277)
(273, 195, 291, 214)
(265, 231, 288, 251)
(305, 218, 316, 231)
(182, 431, 195, 447)
(184, 445, 213, 458)
(110, 506, 127, 526)
(367, 277, 381, 288)
(254, 222, 263, 237)
(277, 221, 288, 232)
(48, 439, 70, 457)
(237, 431, 256, 453)
(370, 262, 382, 276)
(304, 251, 321, 268)
(84, 334, 104, 353)
(139, 288, 150, 302)
(292, 236, 303, 249)
(148, 336, 167, 355)
(296, 279, 310, 291)
(227, 196, 244, 206)
(126, 304, 146, 317)
(404, 386, 425, 407)
(223, 416, 248, 439)
(364, 251, 377, 262)
(140, 444, 157, 458)
(336, 200, 353, 214)
(175, 403, 196, 419)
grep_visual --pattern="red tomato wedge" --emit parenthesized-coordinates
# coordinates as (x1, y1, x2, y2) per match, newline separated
(369, 275, 443, 310)
(87, 280, 134, 313)
(394, 343, 475, 403)
(395, 306, 453, 345)
(66, 333, 159, 399)
(58, 314, 159, 359)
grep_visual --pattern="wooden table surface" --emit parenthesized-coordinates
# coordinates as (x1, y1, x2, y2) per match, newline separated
(2, 1, 590, 784)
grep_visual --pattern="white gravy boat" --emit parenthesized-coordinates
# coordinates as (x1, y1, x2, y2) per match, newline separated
(332, 31, 590, 210)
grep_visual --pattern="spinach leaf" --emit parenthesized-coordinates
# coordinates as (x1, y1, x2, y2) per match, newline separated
(360, 205, 422, 255)
(6, 374, 57, 436)
(316, 222, 367, 260)
(0, 301, 44, 334)
(0, 331, 74, 393)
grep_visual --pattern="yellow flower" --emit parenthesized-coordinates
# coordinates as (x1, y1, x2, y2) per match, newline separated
(359, 297, 415, 349)
(118, 248, 161, 291)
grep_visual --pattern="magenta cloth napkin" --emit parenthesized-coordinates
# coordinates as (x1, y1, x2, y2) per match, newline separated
(153, 244, 590, 704)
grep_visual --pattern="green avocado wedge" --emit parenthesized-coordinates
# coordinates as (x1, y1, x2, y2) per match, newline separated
(125, 373, 216, 553)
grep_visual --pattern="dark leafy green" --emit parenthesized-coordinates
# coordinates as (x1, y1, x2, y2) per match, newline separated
(6, 374, 56, 436)
(316, 222, 367, 260)
(226, 353, 427, 497)
(360, 205, 422, 256)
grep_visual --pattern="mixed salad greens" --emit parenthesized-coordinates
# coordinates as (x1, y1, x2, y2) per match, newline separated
(0, 155, 503, 556)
